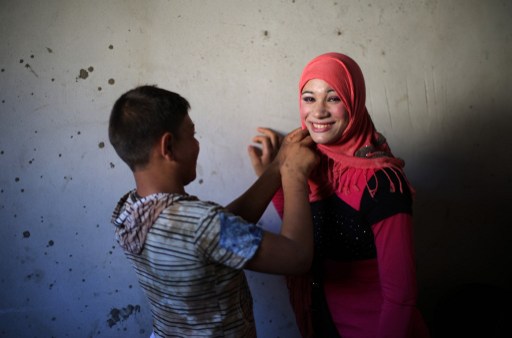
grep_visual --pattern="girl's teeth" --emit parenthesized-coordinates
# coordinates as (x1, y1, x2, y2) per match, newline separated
(313, 123, 329, 129)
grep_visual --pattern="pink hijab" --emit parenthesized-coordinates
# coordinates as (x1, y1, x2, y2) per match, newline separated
(298, 53, 406, 201)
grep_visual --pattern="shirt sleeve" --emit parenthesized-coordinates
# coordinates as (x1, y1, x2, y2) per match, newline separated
(372, 213, 418, 338)
(195, 206, 264, 269)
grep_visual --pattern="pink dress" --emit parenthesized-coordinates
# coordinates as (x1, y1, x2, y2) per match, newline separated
(274, 168, 430, 338)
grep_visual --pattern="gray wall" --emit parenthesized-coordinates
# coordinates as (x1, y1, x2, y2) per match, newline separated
(1, 0, 511, 337)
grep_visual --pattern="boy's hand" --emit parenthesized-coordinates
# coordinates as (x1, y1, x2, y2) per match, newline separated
(248, 127, 283, 176)
(278, 128, 318, 181)
(245, 128, 317, 275)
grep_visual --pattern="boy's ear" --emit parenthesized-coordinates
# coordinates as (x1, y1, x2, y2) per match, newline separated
(159, 132, 174, 159)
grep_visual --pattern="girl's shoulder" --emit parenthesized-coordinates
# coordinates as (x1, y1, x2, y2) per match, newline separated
(360, 167, 413, 224)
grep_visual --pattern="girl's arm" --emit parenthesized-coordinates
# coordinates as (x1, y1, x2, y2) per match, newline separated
(372, 213, 417, 338)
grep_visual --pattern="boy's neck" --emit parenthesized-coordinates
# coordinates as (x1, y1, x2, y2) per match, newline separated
(133, 167, 185, 197)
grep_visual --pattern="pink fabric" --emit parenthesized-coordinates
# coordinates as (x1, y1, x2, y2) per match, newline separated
(299, 53, 374, 157)
(273, 175, 430, 338)
(298, 53, 406, 202)
(322, 214, 429, 338)
(372, 214, 417, 338)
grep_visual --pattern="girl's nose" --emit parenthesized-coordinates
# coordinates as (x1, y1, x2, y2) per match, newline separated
(312, 102, 329, 118)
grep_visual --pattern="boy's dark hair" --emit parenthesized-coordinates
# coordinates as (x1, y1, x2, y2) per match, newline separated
(109, 85, 190, 171)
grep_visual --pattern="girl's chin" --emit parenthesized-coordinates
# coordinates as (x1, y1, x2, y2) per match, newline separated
(310, 132, 336, 145)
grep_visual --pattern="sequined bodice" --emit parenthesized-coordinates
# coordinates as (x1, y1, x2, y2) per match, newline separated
(311, 194, 376, 261)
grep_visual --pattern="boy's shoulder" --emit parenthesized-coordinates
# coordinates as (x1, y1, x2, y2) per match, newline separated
(157, 195, 235, 229)
(164, 195, 223, 214)
(113, 191, 231, 253)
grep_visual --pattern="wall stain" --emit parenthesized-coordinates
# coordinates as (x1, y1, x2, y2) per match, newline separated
(108, 78, 115, 85)
(25, 270, 44, 283)
(78, 69, 89, 80)
(25, 63, 39, 77)
(98, 142, 105, 149)
(46, 47, 53, 53)
(107, 304, 141, 328)
(71, 131, 81, 139)
(23, 231, 30, 238)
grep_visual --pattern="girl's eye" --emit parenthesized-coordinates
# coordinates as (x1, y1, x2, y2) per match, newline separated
(328, 96, 341, 102)
(302, 96, 315, 103)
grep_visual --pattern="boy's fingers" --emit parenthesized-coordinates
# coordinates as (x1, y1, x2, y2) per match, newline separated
(256, 127, 282, 149)
(299, 135, 315, 147)
(254, 135, 275, 157)
(285, 128, 309, 143)
(247, 145, 261, 159)
(247, 146, 263, 166)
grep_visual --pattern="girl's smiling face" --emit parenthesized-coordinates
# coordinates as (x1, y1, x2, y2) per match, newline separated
(300, 79, 349, 145)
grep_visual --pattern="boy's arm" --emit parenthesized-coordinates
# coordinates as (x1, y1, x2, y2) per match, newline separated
(226, 128, 283, 223)
(225, 162, 280, 224)
(244, 129, 318, 275)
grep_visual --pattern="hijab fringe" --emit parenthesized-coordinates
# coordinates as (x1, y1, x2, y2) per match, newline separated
(327, 156, 409, 199)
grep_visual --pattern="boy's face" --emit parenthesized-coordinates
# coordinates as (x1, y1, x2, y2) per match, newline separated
(172, 114, 200, 186)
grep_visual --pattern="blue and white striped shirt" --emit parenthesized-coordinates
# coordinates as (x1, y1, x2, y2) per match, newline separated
(112, 191, 263, 337)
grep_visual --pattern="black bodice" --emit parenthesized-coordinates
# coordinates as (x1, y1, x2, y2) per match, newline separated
(310, 168, 413, 261)
(311, 194, 377, 260)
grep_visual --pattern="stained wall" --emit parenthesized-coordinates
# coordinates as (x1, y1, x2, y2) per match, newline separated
(1, 0, 511, 337)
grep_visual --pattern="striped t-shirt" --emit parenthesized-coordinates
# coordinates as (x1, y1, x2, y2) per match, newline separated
(112, 191, 264, 337)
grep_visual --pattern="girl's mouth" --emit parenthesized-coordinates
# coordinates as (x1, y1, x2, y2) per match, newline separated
(310, 122, 333, 132)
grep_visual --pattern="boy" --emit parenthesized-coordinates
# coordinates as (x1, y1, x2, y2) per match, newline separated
(109, 85, 317, 337)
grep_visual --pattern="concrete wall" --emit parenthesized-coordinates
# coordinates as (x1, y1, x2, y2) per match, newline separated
(1, 0, 511, 337)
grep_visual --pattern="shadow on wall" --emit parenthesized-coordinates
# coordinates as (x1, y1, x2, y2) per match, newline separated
(410, 100, 512, 336)
(431, 283, 512, 338)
